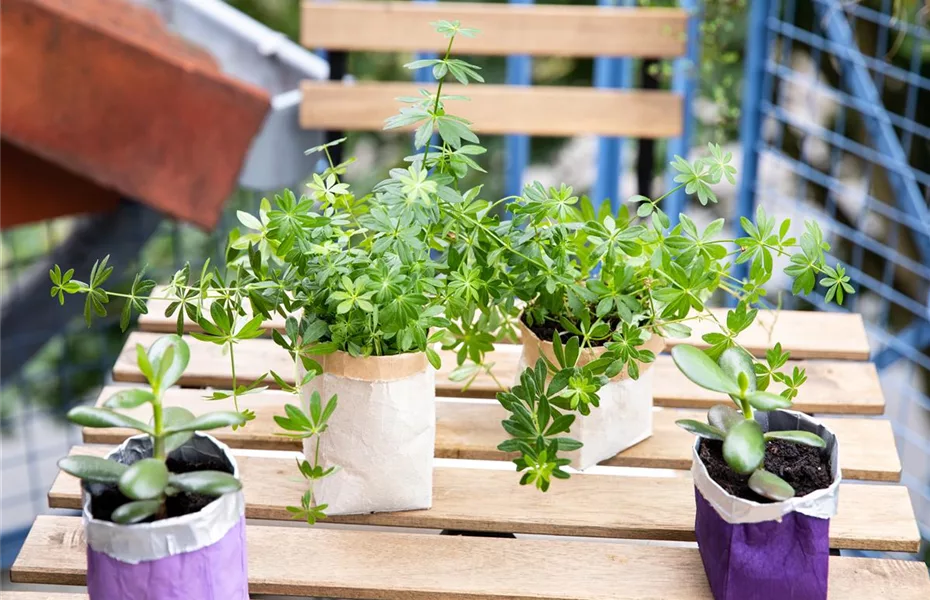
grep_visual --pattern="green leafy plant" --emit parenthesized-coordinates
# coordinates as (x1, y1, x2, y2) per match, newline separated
(671, 344, 825, 501)
(58, 335, 247, 523)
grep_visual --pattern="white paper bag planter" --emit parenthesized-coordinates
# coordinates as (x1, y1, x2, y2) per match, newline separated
(84, 433, 247, 600)
(692, 410, 840, 600)
(299, 351, 436, 515)
(518, 322, 665, 469)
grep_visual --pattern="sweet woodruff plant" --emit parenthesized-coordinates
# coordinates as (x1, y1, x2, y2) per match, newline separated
(51, 21, 854, 507)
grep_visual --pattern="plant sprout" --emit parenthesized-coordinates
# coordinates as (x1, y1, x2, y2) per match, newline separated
(672, 344, 826, 501)
(58, 335, 247, 523)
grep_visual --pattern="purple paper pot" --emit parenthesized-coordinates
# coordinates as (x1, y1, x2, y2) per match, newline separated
(83, 433, 249, 600)
(691, 410, 841, 600)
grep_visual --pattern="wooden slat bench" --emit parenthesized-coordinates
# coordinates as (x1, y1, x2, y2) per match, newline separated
(142, 290, 873, 360)
(14, 516, 930, 599)
(82, 387, 901, 481)
(112, 332, 885, 414)
(49, 445, 920, 551)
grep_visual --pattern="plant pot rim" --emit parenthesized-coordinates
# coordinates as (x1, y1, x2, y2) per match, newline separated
(303, 349, 430, 382)
(691, 409, 841, 524)
(82, 432, 244, 564)
(519, 318, 665, 381)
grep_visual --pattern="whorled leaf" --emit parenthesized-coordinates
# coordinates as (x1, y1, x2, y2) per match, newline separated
(670, 345, 740, 396)
(748, 468, 795, 501)
(58, 455, 127, 484)
(112, 499, 163, 525)
(764, 430, 826, 448)
(169, 471, 241, 497)
(707, 404, 743, 433)
(722, 419, 765, 475)
(118, 458, 169, 501)
(675, 419, 725, 441)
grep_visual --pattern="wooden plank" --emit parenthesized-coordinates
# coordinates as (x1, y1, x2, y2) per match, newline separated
(13, 517, 930, 599)
(300, 82, 683, 138)
(141, 290, 871, 360)
(84, 386, 901, 482)
(301, 2, 687, 58)
(50, 446, 920, 552)
(112, 332, 885, 414)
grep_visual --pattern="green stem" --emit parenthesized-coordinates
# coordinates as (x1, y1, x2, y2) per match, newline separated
(152, 392, 165, 460)
(229, 343, 240, 413)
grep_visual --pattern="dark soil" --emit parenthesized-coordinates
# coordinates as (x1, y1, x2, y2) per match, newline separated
(86, 452, 234, 523)
(523, 312, 621, 348)
(698, 437, 834, 503)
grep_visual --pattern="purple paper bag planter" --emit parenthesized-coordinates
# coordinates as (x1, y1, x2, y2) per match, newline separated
(691, 410, 841, 600)
(83, 433, 249, 600)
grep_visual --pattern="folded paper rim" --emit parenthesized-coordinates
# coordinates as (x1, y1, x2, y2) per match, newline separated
(519, 319, 665, 381)
(691, 409, 841, 524)
(83, 432, 245, 564)
(303, 349, 429, 382)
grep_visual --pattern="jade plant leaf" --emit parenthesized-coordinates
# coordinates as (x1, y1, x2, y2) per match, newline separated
(748, 468, 795, 501)
(675, 419, 725, 441)
(162, 406, 196, 453)
(717, 347, 757, 392)
(119, 458, 169, 501)
(148, 334, 190, 390)
(66, 406, 153, 435)
(708, 404, 743, 432)
(670, 345, 740, 396)
(764, 430, 826, 447)
(112, 499, 163, 525)
(722, 419, 765, 475)
(163, 411, 247, 434)
(103, 389, 156, 410)
(745, 390, 793, 411)
(169, 471, 241, 496)
(58, 455, 127, 484)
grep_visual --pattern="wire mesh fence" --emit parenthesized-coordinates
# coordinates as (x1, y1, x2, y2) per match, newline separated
(736, 0, 930, 562)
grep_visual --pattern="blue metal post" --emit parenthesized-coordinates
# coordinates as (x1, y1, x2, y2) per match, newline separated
(732, 0, 773, 291)
(593, 0, 634, 213)
(505, 0, 534, 199)
(663, 0, 702, 224)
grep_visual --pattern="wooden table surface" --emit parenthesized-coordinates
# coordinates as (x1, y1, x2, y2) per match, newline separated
(12, 303, 930, 598)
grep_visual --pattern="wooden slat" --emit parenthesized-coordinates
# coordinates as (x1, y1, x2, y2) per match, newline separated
(50, 445, 920, 552)
(141, 290, 871, 360)
(85, 386, 901, 482)
(301, 2, 687, 58)
(14, 517, 930, 599)
(300, 81, 683, 138)
(113, 332, 885, 414)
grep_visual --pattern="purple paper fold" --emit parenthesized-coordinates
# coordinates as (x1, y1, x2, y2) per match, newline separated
(87, 516, 248, 600)
(694, 488, 830, 600)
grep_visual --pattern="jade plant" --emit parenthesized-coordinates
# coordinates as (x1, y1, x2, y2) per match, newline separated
(58, 335, 246, 523)
(671, 344, 825, 500)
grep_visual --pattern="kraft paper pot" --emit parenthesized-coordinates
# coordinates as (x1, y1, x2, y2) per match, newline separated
(299, 350, 436, 515)
(518, 321, 665, 469)
(83, 433, 248, 600)
(692, 410, 841, 600)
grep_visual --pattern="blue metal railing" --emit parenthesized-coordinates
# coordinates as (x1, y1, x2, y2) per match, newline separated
(737, 0, 930, 557)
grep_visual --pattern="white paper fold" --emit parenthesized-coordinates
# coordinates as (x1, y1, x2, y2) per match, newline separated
(692, 409, 841, 524)
(83, 433, 245, 564)
(300, 352, 435, 515)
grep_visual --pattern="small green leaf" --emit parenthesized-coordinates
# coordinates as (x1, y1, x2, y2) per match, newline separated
(745, 390, 793, 411)
(764, 430, 826, 447)
(163, 411, 247, 434)
(675, 419, 725, 441)
(66, 406, 153, 434)
(103, 389, 155, 410)
(748, 469, 795, 501)
(58, 455, 128, 484)
(119, 458, 169, 500)
(670, 345, 741, 395)
(147, 335, 190, 390)
(717, 346, 757, 393)
(161, 406, 196, 452)
(169, 471, 241, 496)
(707, 405, 743, 432)
(112, 499, 163, 524)
(723, 419, 765, 475)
